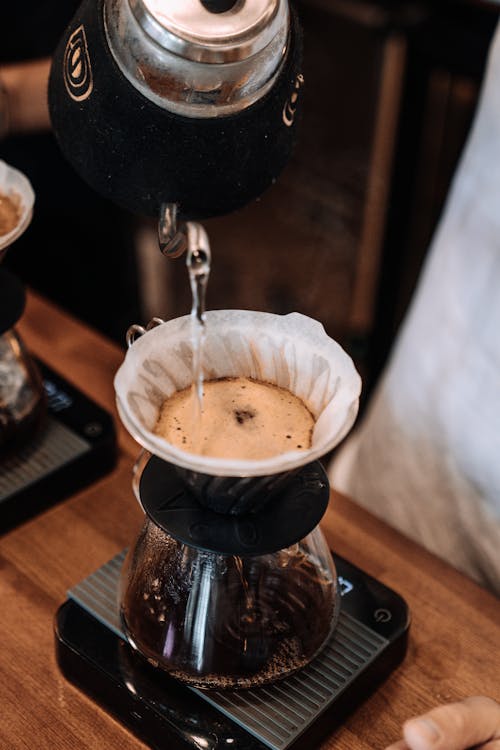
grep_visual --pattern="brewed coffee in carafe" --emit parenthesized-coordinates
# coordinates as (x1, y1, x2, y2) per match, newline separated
(119, 455, 340, 690)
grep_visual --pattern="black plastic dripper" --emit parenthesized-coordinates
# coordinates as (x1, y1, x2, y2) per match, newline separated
(139, 456, 330, 556)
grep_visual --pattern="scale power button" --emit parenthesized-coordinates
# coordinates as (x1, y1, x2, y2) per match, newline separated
(374, 608, 392, 623)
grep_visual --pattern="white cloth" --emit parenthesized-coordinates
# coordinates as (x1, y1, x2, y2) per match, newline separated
(329, 21, 500, 595)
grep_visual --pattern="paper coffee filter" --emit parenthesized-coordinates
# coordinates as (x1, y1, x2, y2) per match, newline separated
(114, 310, 361, 477)
(0, 160, 35, 258)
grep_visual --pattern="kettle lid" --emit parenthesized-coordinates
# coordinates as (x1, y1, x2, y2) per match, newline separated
(132, 0, 285, 63)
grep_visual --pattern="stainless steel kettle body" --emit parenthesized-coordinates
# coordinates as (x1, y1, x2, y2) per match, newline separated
(48, 0, 304, 220)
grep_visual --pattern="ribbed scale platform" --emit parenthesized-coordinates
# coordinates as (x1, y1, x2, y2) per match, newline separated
(0, 417, 90, 502)
(68, 551, 389, 750)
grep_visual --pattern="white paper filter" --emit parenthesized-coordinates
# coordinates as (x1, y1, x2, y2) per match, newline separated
(114, 310, 361, 477)
(0, 160, 35, 258)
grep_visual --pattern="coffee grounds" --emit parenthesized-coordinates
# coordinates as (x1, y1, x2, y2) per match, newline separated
(154, 376, 315, 460)
(0, 192, 20, 236)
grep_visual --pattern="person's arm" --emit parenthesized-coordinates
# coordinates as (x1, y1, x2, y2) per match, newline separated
(0, 58, 52, 138)
(386, 696, 500, 750)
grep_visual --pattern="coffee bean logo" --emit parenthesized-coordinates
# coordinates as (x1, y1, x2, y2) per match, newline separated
(282, 73, 304, 127)
(63, 25, 93, 102)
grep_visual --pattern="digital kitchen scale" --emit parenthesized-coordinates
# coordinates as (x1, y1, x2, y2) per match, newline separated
(0, 359, 117, 533)
(55, 550, 410, 750)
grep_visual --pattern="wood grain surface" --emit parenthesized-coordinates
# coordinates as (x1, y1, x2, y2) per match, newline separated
(0, 289, 498, 750)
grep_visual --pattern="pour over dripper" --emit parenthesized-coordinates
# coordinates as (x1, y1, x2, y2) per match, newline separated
(0, 159, 35, 263)
(114, 309, 361, 513)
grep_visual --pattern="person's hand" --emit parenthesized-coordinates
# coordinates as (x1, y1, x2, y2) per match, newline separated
(386, 696, 500, 749)
(0, 58, 51, 138)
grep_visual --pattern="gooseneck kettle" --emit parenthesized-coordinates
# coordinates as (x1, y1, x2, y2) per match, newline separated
(48, 0, 304, 221)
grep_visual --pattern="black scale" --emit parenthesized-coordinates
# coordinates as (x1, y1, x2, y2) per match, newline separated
(0, 270, 410, 745)
(55, 458, 411, 750)
(0, 359, 117, 533)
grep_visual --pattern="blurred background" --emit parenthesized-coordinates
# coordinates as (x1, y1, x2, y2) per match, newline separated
(2, 0, 499, 413)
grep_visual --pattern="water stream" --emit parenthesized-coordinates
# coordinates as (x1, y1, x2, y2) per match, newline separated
(186, 223, 211, 451)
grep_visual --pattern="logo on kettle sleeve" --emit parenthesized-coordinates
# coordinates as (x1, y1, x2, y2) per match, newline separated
(282, 73, 304, 127)
(63, 25, 94, 102)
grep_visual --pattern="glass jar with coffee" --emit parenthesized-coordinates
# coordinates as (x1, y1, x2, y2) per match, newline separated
(119, 451, 339, 689)
(0, 160, 45, 452)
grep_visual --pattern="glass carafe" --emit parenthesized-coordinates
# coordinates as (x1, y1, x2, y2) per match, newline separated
(0, 160, 45, 451)
(119, 516, 339, 690)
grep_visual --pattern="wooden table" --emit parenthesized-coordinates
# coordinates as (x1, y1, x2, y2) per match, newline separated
(1, 289, 498, 749)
